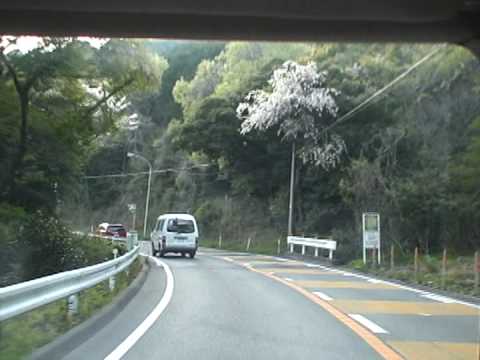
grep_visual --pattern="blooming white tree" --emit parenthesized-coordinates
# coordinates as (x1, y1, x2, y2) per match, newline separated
(236, 60, 345, 169)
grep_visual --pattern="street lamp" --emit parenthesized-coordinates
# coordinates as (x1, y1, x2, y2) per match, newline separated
(127, 152, 152, 239)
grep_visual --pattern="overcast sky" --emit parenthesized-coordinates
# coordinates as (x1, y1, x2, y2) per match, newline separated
(3, 36, 106, 53)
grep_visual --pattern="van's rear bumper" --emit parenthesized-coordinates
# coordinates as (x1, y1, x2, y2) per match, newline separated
(164, 246, 197, 253)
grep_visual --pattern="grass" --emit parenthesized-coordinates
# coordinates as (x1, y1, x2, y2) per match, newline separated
(347, 253, 480, 297)
(0, 257, 144, 360)
(201, 236, 282, 256)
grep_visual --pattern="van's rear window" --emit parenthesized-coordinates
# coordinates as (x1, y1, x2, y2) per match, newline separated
(167, 219, 195, 233)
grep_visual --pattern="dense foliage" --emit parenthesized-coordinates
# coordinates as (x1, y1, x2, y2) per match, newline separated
(2, 38, 479, 275)
(0, 37, 167, 282)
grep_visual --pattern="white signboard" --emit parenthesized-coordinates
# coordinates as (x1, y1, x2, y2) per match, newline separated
(362, 213, 381, 264)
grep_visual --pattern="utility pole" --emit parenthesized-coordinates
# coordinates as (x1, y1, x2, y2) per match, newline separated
(287, 141, 296, 236)
(127, 152, 152, 239)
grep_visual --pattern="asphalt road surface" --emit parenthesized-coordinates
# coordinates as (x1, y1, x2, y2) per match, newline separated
(61, 242, 480, 360)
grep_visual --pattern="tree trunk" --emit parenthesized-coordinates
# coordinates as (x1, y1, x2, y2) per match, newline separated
(6, 89, 29, 201)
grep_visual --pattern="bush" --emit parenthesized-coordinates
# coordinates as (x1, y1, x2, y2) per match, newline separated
(349, 259, 368, 272)
(16, 210, 117, 282)
(194, 200, 222, 239)
(331, 226, 361, 264)
(422, 255, 440, 273)
(0, 203, 27, 285)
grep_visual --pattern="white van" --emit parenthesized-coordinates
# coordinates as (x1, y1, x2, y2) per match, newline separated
(150, 213, 199, 258)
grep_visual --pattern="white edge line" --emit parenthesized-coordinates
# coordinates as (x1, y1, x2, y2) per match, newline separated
(314, 264, 480, 310)
(422, 294, 456, 304)
(313, 291, 333, 301)
(284, 277, 294, 282)
(104, 256, 174, 360)
(349, 314, 389, 334)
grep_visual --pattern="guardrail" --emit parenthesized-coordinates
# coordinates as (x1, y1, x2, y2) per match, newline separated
(72, 231, 128, 244)
(87, 232, 139, 249)
(287, 236, 337, 260)
(0, 246, 139, 321)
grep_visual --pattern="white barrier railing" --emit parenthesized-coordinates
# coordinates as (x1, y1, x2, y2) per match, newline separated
(287, 236, 337, 260)
(0, 246, 139, 321)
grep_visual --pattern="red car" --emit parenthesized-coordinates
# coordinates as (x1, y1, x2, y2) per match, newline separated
(96, 223, 127, 238)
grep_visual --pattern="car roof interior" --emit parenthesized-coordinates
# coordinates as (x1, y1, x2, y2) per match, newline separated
(1, 1, 479, 51)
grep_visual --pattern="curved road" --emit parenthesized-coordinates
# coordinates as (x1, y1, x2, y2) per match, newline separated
(59, 243, 479, 360)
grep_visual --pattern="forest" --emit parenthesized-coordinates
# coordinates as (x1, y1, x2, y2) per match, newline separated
(1, 38, 480, 283)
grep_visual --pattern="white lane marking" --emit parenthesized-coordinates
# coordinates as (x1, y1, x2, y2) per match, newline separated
(284, 277, 294, 282)
(422, 294, 457, 304)
(349, 314, 389, 334)
(272, 257, 289, 262)
(305, 263, 321, 268)
(313, 291, 333, 301)
(419, 313, 432, 317)
(104, 256, 174, 360)
(367, 279, 384, 284)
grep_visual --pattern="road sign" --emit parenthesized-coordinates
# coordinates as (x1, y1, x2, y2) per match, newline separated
(362, 212, 381, 264)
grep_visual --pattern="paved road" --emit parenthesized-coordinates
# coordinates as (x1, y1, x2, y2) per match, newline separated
(62, 243, 479, 360)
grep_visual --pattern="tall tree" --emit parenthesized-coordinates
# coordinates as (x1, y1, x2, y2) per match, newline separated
(0, 37, 167, 207)
(236, 61, 342, 234)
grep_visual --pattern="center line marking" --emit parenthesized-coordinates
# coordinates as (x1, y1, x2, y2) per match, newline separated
(313, 291, 333, 301)
(349, 314, 389, 334)
(104, 257, 174, 360)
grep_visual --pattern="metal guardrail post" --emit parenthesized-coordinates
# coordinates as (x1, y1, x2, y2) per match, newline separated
(414, 247, 419, 283)
(67, 294, 79, 321)
(441, 248, 447, 289)
(474, 251, 479, 293)
(390, 245, 395, 270)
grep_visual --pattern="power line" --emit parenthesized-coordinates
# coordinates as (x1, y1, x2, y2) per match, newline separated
(323, 45, 446, 133)
(84, 164, 210, 179)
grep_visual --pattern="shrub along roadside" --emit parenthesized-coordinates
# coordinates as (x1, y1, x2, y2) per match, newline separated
(201, 234, 282, 256)
(1, 209, 127, 287)
(0, 256, 143, 360)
